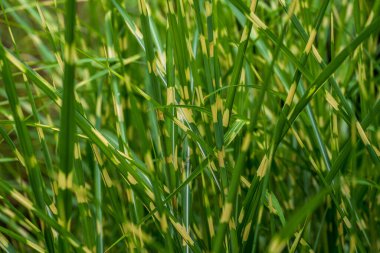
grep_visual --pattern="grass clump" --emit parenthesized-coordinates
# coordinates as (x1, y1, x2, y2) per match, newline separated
(0, 0, 379, 252)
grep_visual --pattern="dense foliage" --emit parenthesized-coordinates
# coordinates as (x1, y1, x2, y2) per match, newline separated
(0, 0, 379, 252)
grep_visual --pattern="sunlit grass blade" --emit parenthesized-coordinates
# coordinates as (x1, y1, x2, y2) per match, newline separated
(56, 0, 77, 251)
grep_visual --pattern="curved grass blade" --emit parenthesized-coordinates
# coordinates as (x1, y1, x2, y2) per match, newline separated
(0, 40, 55, 253)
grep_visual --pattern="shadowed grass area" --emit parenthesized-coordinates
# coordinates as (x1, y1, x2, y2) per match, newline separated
(0, 0, 379, 252)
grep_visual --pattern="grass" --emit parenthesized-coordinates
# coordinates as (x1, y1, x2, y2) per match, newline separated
(0, 0, 379, 252)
